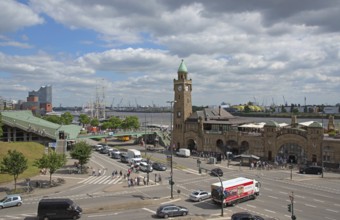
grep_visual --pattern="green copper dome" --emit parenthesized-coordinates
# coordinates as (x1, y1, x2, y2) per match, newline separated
(178, 60, 188, 72)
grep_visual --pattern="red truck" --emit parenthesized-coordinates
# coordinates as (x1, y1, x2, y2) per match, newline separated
(211, 177, 260, 206)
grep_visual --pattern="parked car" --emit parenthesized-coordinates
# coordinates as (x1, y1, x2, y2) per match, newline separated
(299, 165, 323, 175)
(152, 162, 167, 171)
(156, 204, 188, 218)
(231, 212, 265, 220)
(189, 190, 211, 202)
(95, 144, 103, 151)
(120, 153, 129, 163)
(100, 146, 109, 154)
(111, 151, 121, 159)
(139, 161, 153, 172)
(210, 168, 223, 177)
(0, 194, 22, 209)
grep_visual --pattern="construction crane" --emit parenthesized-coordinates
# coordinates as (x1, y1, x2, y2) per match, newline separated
(110, 98, 115, 109)
(253, 97, 257, 105)
(117, 98, 123, 109)
(283, 96, 287, 106)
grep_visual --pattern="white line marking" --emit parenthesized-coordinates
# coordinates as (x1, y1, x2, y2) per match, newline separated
(161, 198, 181, 204)
(246, 204, 257, 208)
(305, 204, 316, 208)
(313, 199, 325, 203)
(142, 207, 156, 214)
(264, 209, 276, 213)
(326, 209, 339, 213)
(268, 195, 278, 199)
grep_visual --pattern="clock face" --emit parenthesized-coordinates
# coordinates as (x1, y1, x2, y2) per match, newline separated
(178, 85, 182, 91)
(185, 85, 189, 91)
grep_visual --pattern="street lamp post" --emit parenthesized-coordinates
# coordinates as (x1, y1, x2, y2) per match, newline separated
(212, 170, 224, 217)
(167, 100, 176, 199)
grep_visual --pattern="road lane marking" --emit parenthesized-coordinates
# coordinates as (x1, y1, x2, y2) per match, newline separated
(142, 207, 156, 214)
(311, 193, 333, 199)
(305, 204, 316, 208)
(264, 209, 276, 213)
(326, 209, 339, 213)
(161, 198, 181, 204)
(313, 199, 325, 203)
(246, 204, 257, 208)
(325, 217, 337, 220)
(268, 195, 278, 199)
(334, 203, 340, 207)
(295, 194, 305, 198)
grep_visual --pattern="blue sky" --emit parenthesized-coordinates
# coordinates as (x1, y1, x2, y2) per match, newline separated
(1, 0, 340, 107)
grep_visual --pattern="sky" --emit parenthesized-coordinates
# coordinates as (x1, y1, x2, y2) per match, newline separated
(1, 0, 340, 108)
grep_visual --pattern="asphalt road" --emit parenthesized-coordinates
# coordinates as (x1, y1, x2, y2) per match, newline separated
(1, 144, 340, 220)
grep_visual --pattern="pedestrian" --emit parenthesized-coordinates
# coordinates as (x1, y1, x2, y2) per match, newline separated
(115, 170, 118, 175)
(92, 168, 96, 176)
(120, 170, 123, 177)
(143, 176, 146, 185)
(112, 170, 115, 179)
(158, 174, 162, 183)
(154, 173, 157, 183)
(98, 169, 101, 176)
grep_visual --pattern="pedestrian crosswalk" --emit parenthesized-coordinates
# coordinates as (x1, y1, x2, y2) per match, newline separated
(183, 168, 201, 175)
(78, 175, 124, 185)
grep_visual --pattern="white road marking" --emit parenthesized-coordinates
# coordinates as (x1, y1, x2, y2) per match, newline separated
(313, 199, 325, 203)
(264, 209, 276, 213)
(305, 204, 316, 208)
(268, 195, 278, 199)
(161, 198, 181, 204)
(142, 207, 156, 214)
(326, 209, 339, 213)
(246, 204, 257, 208)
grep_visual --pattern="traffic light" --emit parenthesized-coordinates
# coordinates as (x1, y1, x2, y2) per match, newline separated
(168, 180, 175, 185)
(288, 204, 292, 212)
(292, 215, 296, 220)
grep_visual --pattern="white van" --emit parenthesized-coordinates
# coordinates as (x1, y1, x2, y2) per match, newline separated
(127, 149, 142, 165)
(176, 148, 190, 157)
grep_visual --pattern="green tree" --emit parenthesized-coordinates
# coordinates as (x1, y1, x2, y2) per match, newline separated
(34, 151, 67, 186)
(244, 105, 251, 113)
(61, 112, 74, 125)
(0, 150, 28, 190)
(0, 114, 3, 137)
(122, 116, 140, 130)
(109, 116, 122, 129)
(90, 118, 100, 127)
(43, 115, 62, 124)
(101, 121, 112, 130)
(79, 114, 91, 127)
(70, 141, 92, 173)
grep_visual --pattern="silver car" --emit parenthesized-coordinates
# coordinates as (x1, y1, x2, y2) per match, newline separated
(189, 190, 211, 202)
(0, 194, 23, 209)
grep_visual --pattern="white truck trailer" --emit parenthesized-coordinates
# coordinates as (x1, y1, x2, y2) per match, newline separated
(211, 177, 260, 206)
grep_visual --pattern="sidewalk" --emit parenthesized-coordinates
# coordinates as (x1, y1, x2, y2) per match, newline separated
(0, 156, 90, 199)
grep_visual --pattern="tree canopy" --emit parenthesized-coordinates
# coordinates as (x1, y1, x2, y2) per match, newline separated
(34, 151, 67, 186)
(0, 150, 28, 190)
(70, 141, 92, 173)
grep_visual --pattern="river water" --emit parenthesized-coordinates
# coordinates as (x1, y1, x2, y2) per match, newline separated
(107, 111, 339, 128)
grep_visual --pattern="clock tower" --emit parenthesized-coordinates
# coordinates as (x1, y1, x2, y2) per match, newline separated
(172, 60, 192, 150)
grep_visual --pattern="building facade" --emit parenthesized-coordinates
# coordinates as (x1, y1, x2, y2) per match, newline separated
(172, 61, 340, 167)
(21, 85, 52, 114)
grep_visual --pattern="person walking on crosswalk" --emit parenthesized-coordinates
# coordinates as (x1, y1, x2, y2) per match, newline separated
(112, 170, 115, 179)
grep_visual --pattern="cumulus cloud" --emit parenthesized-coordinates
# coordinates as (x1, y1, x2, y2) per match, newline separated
(0, 0, 43, 33)
(1, 0, 340, 106)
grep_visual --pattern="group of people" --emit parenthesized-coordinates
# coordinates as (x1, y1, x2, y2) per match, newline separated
(249, 160, 272, 170)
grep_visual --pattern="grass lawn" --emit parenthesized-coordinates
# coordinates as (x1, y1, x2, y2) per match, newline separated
(0, 142, 45, 184)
